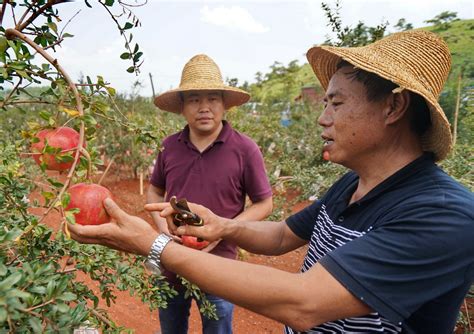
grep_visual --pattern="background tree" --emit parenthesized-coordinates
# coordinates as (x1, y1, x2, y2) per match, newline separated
(425, 11, 460, 30)
(394, 18, 414, 31)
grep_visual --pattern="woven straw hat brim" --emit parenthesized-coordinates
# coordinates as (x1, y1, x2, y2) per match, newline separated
(306, 31, 453, 161)
(154, 85, 250, 114)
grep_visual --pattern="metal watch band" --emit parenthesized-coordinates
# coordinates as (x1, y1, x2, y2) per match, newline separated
(146, 233, 173, 271)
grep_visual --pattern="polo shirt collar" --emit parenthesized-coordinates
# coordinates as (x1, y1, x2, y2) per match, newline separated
(341, 152, 435, 208)
(177, 120, 232, 144)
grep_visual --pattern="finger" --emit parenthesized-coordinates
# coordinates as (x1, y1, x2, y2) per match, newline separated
(175, 225, 211, 240)
(67, 221, 107, 243)
(145, 202, 172, 211)
(103, 198, 129, 223)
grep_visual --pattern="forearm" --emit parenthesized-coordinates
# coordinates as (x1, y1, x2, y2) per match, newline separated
(161, 242, 309, 327)
(234, 197, 272, 222)
(221, 219, 296, 256)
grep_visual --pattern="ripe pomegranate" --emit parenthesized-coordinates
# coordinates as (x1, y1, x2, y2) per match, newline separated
(66, 183, 112, 225)
(31, 127, 83, 171)
(181, 235, 209, 250)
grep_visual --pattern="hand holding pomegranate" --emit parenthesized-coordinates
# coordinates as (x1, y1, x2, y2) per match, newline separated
(67, 198, 159, 256)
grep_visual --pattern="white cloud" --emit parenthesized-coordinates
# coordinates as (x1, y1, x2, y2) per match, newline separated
(200, 5, 269, 33)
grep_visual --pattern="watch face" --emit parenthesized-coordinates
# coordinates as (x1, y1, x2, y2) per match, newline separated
(145, 260, 162, 276)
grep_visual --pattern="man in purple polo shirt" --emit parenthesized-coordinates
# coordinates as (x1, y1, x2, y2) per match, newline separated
(147, 54, 273, 334)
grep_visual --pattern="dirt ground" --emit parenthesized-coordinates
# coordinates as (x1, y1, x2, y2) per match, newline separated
(32, 173, 473, 333)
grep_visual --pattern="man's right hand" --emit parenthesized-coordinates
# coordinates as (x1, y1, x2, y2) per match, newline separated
(145, 201, 232, 242)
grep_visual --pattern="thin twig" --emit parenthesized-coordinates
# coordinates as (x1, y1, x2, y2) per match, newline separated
(16, 0, 38, 28)
(17, 0, 68, 32)
(0, 77, 23, 109)
(22, 299, 55, 312)
(465, 298, 472, 333)
(98, 155, 115, 185)
(91, 309, 113, 328)
(7, 100, 56, 105)
(0, 0, 9, 27)
(80, 147, 92, 179)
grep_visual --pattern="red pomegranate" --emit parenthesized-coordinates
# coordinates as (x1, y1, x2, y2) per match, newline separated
(181, 235, 209, 250)
(66, 183, 112, 225)
(31, 127, 83, 171)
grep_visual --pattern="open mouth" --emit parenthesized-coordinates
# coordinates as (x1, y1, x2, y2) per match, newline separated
(321, 135, 334, 147)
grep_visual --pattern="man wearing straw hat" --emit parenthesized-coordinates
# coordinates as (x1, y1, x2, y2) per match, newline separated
(147, 54, 273, 333)
(69, 30, 473, 333)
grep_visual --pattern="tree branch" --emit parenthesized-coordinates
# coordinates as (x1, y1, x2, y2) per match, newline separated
(5, 28, 85, 235)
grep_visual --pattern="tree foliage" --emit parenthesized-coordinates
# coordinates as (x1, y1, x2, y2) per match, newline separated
(425, 11, 460, 31)
(0, 1, 181, 332)
(321, 0, 388, 46)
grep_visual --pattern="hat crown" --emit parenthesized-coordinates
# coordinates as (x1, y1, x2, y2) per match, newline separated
(179, 54, 224, 89)
(368, 30, 451, 98)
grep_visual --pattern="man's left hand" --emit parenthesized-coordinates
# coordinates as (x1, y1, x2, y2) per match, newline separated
(68, 198, 159, 256)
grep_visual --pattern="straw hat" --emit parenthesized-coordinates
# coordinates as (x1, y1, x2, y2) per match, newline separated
(154, 54, 250, 113)
(306, 30, 452, 161)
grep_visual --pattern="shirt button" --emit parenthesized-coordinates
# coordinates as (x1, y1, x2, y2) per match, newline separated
(338, 216, 344, 222)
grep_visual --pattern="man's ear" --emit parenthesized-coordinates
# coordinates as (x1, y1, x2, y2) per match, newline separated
(385, 90, 410, 125)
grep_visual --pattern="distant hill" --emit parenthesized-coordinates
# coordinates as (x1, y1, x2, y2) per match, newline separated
(248, 19, 474, 106)
(424, 19, 474, 79)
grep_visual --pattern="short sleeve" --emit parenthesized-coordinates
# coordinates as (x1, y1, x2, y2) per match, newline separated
(243, 148, 272, 203)
(149, 149, 166, 189)
(319, 202, 474, 324)
(286, 200, 322, 240)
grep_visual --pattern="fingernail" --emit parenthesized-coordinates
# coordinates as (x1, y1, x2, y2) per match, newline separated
(104, 198, 113, 207)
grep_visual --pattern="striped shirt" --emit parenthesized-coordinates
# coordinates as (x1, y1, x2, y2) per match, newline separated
(285, 204, 401, 334)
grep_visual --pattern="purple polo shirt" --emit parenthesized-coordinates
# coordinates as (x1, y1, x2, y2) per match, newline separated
(150, 120, 272, 259)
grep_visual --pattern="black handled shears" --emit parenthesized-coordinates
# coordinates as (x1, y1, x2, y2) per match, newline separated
(169, 196, 204, 227)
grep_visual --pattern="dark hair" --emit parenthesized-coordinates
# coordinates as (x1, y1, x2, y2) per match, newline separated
(336, 60, 431, 136)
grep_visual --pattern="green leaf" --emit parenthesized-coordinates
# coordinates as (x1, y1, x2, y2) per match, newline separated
(105, 0, 115, 6)
(47, 178, 64, 188)
(0, 271, 22, 290)
(123, 22, 133, 30)
(120, 52, 130, 60)
(39, 110, 50, 120)
(65, 211, 76, 225)
(47, 22, 58, 34)
(0, 308, 6, 323)
(133, 51, 143, 62)
(62, 193, 71, 207)
(28, 317, 43, 333)
(80, 114, 97, 126)
(106, 86, 116, 96)
(133, 43, 139, 53)
(57, 292, 76, 302)
(62, 33, 74, 38)
(126, 66, 135, 73)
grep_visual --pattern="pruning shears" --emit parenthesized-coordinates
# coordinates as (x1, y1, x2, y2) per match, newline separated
(169, 196, 204, 227)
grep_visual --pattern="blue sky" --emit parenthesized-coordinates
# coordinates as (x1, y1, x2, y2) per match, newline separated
(9, 0, 473, 95)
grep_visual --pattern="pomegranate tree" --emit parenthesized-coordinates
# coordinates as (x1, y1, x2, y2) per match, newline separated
(31, 127, 83, 171)
(66, 183, 112, 225)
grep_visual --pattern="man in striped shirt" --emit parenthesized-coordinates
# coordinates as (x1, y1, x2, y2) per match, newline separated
(69, 30, 474, 333)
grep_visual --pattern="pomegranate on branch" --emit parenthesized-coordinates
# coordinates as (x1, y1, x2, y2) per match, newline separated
(31, 127, 84, 171)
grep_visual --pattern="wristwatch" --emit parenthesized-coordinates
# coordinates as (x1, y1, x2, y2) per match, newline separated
(144, 233, 173, 275)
